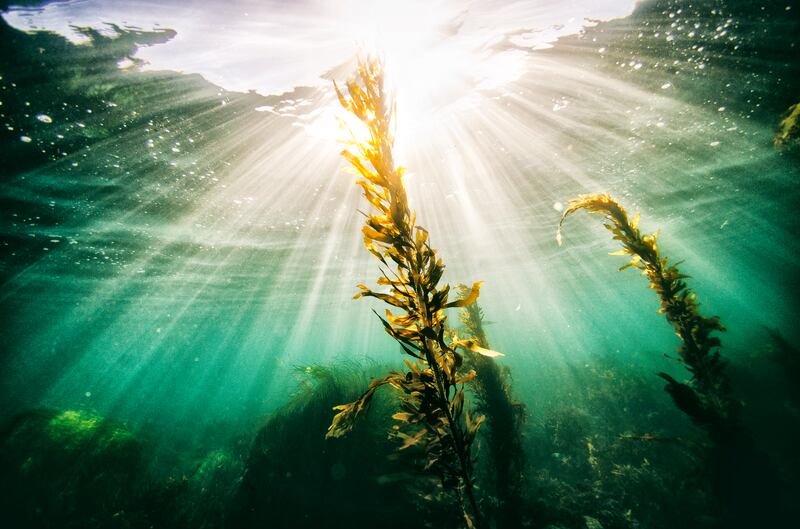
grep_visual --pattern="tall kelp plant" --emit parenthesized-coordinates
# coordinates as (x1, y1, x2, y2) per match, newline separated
(555, 194, 796, 527)
(325, 58, 495, 528)
(455, 285, 526, 528)
(556, 194, 736, 437)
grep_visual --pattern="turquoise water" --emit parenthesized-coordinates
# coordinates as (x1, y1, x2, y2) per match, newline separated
(1, 1, 799, 528)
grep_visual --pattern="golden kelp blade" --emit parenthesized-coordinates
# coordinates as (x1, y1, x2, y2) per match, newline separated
(450, 337, 504, 358)
(446, 281, 484, 309)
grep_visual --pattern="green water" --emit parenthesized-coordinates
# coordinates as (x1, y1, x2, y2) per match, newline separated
(1, 0, 799, 528)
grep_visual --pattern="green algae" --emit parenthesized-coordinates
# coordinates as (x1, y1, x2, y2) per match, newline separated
(45, 410, 136, 449)
(0, 409, 144, 528)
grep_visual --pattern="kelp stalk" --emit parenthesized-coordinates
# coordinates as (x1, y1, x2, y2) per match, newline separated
(456, 286, 526, 528)
(557, 194, 735, 435)
(325, 58, 492, 528)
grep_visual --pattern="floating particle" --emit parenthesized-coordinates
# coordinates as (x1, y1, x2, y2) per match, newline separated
(20, 135, 32, 143)
(36, 113, 52, 123)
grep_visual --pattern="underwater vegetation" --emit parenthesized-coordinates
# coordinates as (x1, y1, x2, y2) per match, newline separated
(774, 102, 800, 149)
(525, 354, 712, 529)
(557, 194, 734, 435)
(0, 375, 719, 529)
(454, 285, 527, 528)
(764, 326, 800, 405)
(325, 58, 494, 528)
(556, 193, 795, 527)
(1, 1, 798, 528)
(0, 372, 749, 529)
(0, 408, 248, 529)
(0, 372, 450, 529)
(234, 364, 435, 529)
(0, 409, 145, 528)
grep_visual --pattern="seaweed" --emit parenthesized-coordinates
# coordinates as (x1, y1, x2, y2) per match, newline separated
(233, 364, 430, 529)
(324, 58, 494, 528)
(774, 102, 800, 149)
(454, 285, 527, 528)
(764, 326, 800, 372)
(556, 194, 735, 437)
(0, 409, 145, 528)
(763, 326, 800, 407)
(525, 353, 712, 529)
(555, 194, 799, 527)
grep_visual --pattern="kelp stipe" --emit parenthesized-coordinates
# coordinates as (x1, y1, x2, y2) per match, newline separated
(764, 326, 800, 407)
(556, 193, 735, 437)
(455, 285, 526, 528)
(325, 58, 493, 528)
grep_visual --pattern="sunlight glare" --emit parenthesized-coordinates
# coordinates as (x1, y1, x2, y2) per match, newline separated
(336, 0, 527, 157)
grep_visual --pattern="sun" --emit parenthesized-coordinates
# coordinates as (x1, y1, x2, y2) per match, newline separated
(328, 0, 527, 156)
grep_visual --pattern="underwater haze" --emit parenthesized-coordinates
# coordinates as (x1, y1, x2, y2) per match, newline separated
(1, 0, 799, 528)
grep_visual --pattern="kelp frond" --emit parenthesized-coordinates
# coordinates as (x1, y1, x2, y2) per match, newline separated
(326, 374, 399, 438)
(456, 284, 527, 528)
(326, 57, 487, 528)
(774, 101, 800, 149)
(557, 193, 735, 434)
